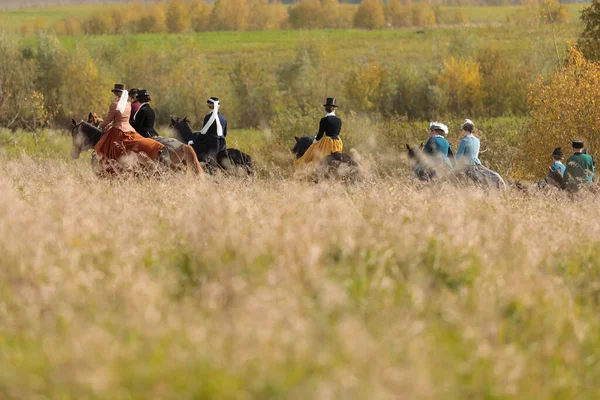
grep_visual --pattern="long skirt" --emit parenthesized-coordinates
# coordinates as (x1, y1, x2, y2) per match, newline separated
(95, 127, 165, 173)
(294, 137, 343, 172)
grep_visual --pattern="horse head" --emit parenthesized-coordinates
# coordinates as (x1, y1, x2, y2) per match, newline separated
(292, 136, 314, 159)
(87, 111, 101, 127)
(70, 118, 103, 160)
(169, 115, 194, 143)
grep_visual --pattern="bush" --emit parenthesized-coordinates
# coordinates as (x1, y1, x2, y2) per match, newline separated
(354, 0, 386, 30)
(539, 0, 570, 24)
(435, 57, 484, 116)
(84, 13, 115, 35)
(247, 0, 287, 30)
(344, 58, 388, 111)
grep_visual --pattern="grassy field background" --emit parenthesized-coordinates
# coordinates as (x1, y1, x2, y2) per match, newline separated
(2, 143, 600, 398)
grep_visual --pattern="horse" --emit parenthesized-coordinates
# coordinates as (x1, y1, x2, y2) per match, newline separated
(85, 113, 202, 175)
(406, 143, 506, 190)
(292, 136, 360, 182)
(169, 116, 254, 176)
(70, 119, 201, 177)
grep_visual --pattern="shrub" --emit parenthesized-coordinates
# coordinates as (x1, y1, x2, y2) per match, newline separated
(84, 13, 115, 35)
(539, 0, 570, 24)
(247, 0, 287, 30)
(354, 0, 386, 30)
(344, 58, 388, 111)
(435, 57, 484, 116)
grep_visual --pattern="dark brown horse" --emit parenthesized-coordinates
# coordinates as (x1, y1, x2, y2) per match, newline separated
(293, 136, 360, 181)
(169, 116, 254, 176)
(85, 113, 202, 175)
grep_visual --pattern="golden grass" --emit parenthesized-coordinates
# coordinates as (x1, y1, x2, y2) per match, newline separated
(1, 150, 600, 398)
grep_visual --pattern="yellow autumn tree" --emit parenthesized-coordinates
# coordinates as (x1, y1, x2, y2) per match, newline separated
(354, 0, 386, 29)
(210, 0, 249, 31)
(247, 0, 287, 30)
(288, 0, 323, 29)
(385, 0, 412, 27)
(344, 58, 388, 111)
(138, 4, 167, 33)
(166, 0, 191, 33)
(189, 0, 212, 32)
(435, 57, 483, 116)
(520, 46, 600, 179)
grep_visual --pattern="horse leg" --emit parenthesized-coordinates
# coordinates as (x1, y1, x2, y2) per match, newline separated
(183, 144, 202, 174)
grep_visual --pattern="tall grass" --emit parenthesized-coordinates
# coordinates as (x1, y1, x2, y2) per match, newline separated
(1, 149, 600, 398)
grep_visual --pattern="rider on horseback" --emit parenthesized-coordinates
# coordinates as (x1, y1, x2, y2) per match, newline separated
(132, 89, 159, 139)
(294, 97, 343, 171)
(455, 119, 480, 167)
(564, 140, 594, 189)
(95, 84, 165, 172)
(423, 121, 454, 168)
(187, 97, 227, 163)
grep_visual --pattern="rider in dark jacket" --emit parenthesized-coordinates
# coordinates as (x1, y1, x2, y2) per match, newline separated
(132, 89, 159, 139)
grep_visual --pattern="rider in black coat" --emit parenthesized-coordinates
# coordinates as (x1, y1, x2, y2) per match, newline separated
(132, 89, 159, 139)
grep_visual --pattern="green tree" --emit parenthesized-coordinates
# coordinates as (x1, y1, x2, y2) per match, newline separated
(578, 0, 600, 60)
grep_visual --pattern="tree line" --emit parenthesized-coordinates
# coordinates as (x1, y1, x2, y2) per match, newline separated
(17, 0, 570, 35)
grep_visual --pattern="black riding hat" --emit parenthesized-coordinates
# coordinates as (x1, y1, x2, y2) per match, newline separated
(111, 83, 125, 93)
(552, 147, 563, 158)
(129, 88, 139, 97)
(573, 141, 585, 149)
(137, 89, 150, 100)
(324, 97, 338, 107)
(207, 97, 219, 104)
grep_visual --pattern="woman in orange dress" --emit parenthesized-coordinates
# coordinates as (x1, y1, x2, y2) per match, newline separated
(95, 83, 165, 173)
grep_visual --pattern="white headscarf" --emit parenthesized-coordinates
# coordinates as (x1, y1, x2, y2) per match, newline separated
(200, 98, 223, 137)
(116, 89, 129, 114)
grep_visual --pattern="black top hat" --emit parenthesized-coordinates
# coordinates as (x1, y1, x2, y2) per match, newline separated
(137, 89, 150, 100)
(129, 88, 139, 97)
(112, 83, 125, 93)
(207, 97, 219, 103)
(572, 141, 585, 149)
(552, 147, 563, 158)
(323, 98, 338, 107)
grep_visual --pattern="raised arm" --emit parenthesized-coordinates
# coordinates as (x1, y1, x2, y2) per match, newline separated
(99, 103, 117, 129)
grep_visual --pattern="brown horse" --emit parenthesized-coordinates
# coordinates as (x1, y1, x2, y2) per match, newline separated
(85, 112, 202, 175)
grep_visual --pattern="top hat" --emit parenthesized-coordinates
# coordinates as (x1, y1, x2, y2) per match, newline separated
(572, 141, 585, 149)
(111, 83, 125, 93)
(323, 98, 338, 107)
(137, 89, 150, 100)
(207, 97, 219, 104)
(129, 88, 139, 97)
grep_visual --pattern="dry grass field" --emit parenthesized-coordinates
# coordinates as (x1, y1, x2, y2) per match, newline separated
(2, 146, 600, 398)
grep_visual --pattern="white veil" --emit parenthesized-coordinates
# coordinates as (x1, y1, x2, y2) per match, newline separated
(116, 89, 129, 114)
(200, 99, 223, 137)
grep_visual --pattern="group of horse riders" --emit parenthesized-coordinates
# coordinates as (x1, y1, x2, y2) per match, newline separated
(539, 142, 595, 190)
(92, 84, 595, 188)
(95, 83, 228, 171)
